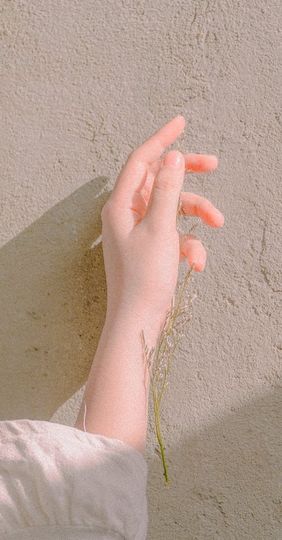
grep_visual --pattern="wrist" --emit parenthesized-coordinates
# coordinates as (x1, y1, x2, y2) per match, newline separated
(104, 300, 168, 349)
(105, 292, 172, 322)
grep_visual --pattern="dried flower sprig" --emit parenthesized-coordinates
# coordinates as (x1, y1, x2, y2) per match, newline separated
(141, 217, 199, 485)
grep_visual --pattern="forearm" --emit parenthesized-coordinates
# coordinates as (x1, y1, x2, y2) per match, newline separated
(74, 303, 166, 455)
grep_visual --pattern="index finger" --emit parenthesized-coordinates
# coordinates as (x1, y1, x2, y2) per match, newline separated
(133, 114, 186, 163)
(111, 115, 186, 207)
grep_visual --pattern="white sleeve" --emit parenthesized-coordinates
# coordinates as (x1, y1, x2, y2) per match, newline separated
(0, 419, 148, 540)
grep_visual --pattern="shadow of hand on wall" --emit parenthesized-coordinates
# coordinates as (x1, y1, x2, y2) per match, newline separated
(1, 175, 281, 538)
(0, 176, 110, 420)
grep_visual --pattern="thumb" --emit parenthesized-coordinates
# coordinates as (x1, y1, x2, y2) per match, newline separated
(145, 150, 185, 230)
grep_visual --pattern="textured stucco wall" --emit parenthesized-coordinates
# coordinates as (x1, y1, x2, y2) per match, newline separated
(1, 1, 281, 538)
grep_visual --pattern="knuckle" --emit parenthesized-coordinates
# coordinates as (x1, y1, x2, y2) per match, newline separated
(199, 196, 206, 205)
(154, 177, 177, 192)
(201, 196, 212, 208)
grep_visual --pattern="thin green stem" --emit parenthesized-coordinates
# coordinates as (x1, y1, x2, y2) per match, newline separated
(152, 386, 170, 484)
(142, 265, 195, 484)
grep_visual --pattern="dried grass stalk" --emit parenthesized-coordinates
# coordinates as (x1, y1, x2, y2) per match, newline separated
(141, 218, 199, 485)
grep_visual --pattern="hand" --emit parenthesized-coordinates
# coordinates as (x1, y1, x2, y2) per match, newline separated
(101, 115, 224, 316)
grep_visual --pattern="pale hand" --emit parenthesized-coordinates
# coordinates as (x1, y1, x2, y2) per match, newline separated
(101, 115, 225, 317)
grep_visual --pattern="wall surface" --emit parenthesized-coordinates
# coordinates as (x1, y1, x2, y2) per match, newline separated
(1, 1, 281, 538)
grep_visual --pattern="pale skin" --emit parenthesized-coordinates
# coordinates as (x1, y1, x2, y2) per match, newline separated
(74, 115, 225, 455)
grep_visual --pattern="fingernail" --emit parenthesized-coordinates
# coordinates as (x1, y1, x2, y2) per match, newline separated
(164, 150, 183, 168)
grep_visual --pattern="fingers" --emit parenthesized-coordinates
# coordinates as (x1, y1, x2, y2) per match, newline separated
(142, 183, 224, 228)
(179, 233, 207, 272)
(179, 192, 224, 227)
(184, 153, 218, 172)
(110, 115, 185, 208)
(133, 114, 185, 163)
(141, 153, 219, 200)
(145, 150, 185, 230)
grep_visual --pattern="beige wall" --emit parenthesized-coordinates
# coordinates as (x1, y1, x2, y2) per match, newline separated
(1, 1, 281, 538)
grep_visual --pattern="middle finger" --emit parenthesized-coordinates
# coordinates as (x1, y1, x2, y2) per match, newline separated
(148, 152, 218, 178)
